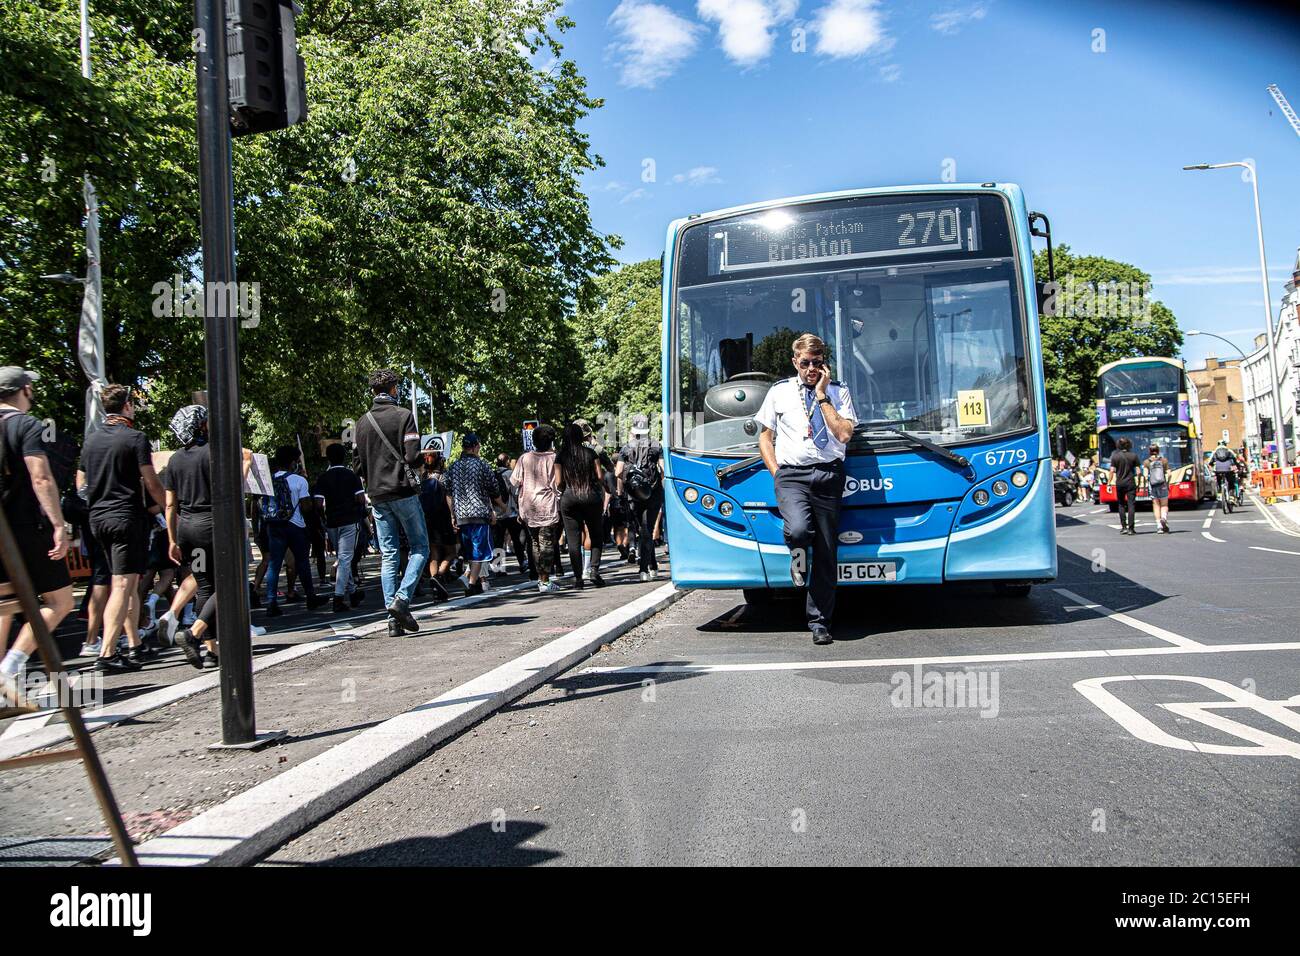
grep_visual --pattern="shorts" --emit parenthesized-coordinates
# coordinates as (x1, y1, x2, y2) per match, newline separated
(459, 522, 493, 562)
(0, 520, 72, 595)
(146, 522, 173, 571)
(90, 514, 150, 576)
(84, 528, 112, 586)
(1148, 482, 1169, 501)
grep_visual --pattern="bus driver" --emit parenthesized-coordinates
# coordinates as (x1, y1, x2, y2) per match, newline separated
(754, 333, 857, 645)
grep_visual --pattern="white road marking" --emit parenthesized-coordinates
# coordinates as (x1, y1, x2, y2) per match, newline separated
(581, 641, 1300, 676)
(1202, 532, 1227, 543)
(1221, 519, 1268, 524)
(1250, 491, 1300, 538)
(1089, 508, 1108, 515)
(1053, 589, 1202, 648)
(1202, 515, 1213, 529)
(1076, 676, 1300, 759)
(1251, 546, 1300, 557)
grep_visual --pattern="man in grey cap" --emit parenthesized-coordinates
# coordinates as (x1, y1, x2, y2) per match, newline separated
(0, 367, 74, 705)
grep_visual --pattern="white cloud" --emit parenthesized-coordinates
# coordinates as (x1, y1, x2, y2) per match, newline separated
(600, 181, 628, 192)
(607, 1, 703, 88)
(671, 166, 723, 186)
(879, 62, 901, 82)
(930, 4, 988, 35)
(1151, 265, 1293, 286)
(697, 0, 800, 66)
(620, 187, 651, 204)
(810, 0, 890, 58)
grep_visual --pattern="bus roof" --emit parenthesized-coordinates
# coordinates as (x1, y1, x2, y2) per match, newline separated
(1097, 355, 1185, 378)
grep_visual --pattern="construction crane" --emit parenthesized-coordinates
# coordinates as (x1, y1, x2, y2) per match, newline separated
(1266, 84, 1300, 139)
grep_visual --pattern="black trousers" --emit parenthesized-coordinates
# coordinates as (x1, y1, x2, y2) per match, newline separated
(774, 461, 845, 629)
(177, 516, 218, 637)
(559, 490, 603, 581)
(1116, 483, 1137, 530)
(492, 515, 529, 573)
(631, 493, 663, 573)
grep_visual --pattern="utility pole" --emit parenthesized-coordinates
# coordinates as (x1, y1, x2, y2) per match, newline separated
(77, 0, 106, 438)
(195, 0, 258, 746)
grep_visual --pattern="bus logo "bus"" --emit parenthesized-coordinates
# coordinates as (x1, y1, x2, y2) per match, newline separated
(844, 477, 894, 496)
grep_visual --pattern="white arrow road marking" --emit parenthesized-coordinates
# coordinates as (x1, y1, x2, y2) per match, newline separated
(1251, 546, 1300, 557)
(1202, 532, 1227, 543)
(1053, 588, 1203, 648)
(1075, 675, 1300, 759)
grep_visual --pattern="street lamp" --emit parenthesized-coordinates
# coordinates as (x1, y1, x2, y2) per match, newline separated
(1182, 161, 1289, 464)
(1186, 330, 1260, 459)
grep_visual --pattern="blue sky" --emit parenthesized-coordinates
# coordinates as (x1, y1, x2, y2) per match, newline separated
(552, 0, 1300, 369)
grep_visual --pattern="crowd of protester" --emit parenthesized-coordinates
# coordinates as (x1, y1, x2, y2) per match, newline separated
(0, 365, 666, 702)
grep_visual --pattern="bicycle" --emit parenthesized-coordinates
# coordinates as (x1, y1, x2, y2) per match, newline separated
(1215, 472, 1235, 515)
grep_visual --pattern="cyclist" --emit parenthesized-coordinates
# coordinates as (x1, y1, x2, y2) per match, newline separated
(1210, 440, 1238, 507)
(1233, 449, 1250, 504)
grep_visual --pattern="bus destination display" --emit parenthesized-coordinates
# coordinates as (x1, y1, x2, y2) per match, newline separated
(709, 197, 982, 275)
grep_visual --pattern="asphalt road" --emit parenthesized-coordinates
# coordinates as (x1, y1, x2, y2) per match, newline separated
(265, 494, 1300, 866)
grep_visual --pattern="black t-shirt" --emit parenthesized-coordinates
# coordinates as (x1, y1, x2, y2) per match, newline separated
(1110, 449, 1140, 487)
(1, 410, 51, 529)
(80, 421, 152, 523)
(312, 465, 365, 528)
(164, 444, 212, 518)
(560, 445, 601, 496)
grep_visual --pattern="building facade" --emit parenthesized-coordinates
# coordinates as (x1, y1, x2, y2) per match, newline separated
(1241, 247, 1300, 465)
(1188, 357, 1247, 452)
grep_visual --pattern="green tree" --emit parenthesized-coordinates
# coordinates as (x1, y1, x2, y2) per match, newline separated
(572, 257, 662, 430)
(1034, 244, 1182, 450)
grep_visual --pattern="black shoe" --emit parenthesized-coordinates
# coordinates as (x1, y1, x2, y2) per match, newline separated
(306, 595, 328, 610)
(386, 618, 404, 638)
(201, 652, 219, 670)
(177, 628, 203, 669)
(590, 574, 607, 588)
(350, 588, 366, 608)
(284, 591, 301, 603)
(811, 625, 833, 646)
(388, 597, 420, 632)
(249, 589, 262, 609)
(429, 578, 449, 603)
(127, 644, 156, 665)
(790, 552, 806, 588)
(265, 602, 282, 617)
(332, 596, 348, 613)
(95, 653, 141, 674)
(464, 581, 484, 598)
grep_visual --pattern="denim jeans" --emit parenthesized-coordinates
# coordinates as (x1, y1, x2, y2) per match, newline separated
(263, 521, 315, 603)
(371, 495, 430, 607)
(327, 523, 360, 597)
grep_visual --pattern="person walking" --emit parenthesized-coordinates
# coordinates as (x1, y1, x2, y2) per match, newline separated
(311, 442, 368, 613)
(512, 424, 561, 593)
(447, 433, 502, 597)
(616, 413, 665, 582)
(754, 333, 857, 645)
(418, 450, 455, 602)
(354, 368, 430, 636)
(1108, 436, 1141, 535)
(0, 367, 74, 703)
(78, 384, 169, 671)
(1144, 443, 1171, 534)
(493, 453, 529, 577)
(260, 446, 328, 616)
(555, 422, 606, 589)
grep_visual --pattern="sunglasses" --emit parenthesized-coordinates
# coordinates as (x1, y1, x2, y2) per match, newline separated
(796, 358, 825, 369)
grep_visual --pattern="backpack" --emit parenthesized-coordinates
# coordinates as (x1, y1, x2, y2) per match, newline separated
(1213, 447, 1233, 463)
(1148, 458, 1166, 485)
(260, 472, 296, 521)
(623, 441, 659, 503)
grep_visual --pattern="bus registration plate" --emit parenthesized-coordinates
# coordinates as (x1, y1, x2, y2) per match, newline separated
(838, 561, 897, 582)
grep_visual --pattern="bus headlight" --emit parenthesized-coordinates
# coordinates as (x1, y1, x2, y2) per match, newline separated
(718, 501, 734, 517)
(992, 480, 1009, 497)
(1011, 471, 1028, 488)
(701, 494, 716, 510)
(973, 489, 990, 506)
(683, 487, 699, 503)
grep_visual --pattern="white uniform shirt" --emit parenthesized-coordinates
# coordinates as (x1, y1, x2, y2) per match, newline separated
(754, 376, 858, 467)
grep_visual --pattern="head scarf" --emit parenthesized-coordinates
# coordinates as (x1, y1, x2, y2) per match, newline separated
(170, 404, 208, 447)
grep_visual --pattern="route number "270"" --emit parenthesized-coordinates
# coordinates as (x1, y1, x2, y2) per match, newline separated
(984, 448, 1028, 467)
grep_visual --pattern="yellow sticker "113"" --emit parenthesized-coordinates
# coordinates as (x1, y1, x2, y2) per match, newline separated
(957, 389, 989, 427)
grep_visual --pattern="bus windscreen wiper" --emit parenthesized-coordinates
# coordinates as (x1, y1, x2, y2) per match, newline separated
(852, 420, 973, 473)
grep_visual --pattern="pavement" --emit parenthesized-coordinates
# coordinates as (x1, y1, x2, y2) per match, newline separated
(0, 548, 671, 863)
(261, 495, 1300, 867)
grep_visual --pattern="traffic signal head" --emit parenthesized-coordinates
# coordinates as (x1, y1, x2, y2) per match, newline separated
(227, 0, 307, 137)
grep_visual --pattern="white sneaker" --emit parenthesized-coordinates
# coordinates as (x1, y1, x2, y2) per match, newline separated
(157, 610, 179, 646)
(79, 641, 101, 658)
(649, 569, 659, 581)
(544, 580, 561, 592)
(639, 571, 650, 583)
(250, 624, 266, 637)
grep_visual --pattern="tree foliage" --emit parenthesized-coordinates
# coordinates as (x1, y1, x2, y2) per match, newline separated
(1035, 244, 1182, 450)
(0, 0, 616, 458)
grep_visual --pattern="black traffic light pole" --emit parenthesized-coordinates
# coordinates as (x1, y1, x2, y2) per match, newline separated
(195, 0, 258, 746)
